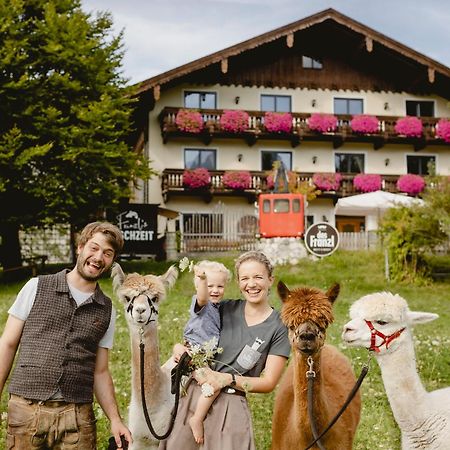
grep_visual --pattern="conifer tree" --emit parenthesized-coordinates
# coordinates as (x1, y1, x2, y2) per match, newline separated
(0, 0, 152, 268)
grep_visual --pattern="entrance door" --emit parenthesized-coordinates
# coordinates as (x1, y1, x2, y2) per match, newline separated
(335, 216, 365, 232)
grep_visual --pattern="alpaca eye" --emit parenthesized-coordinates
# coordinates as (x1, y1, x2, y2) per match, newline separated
(376, 320, 388, 326)
(124, 296, 131, 303)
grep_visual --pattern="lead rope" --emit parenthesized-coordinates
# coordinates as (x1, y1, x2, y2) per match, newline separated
(306, 356, 327, 450)
(139, 327, 190, 440)
(304, 354, 371, 450)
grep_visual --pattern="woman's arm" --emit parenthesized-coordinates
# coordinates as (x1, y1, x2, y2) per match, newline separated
(194, 354, 288, 394)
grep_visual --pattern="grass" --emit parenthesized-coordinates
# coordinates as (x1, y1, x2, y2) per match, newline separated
(1, 250, 449, 449)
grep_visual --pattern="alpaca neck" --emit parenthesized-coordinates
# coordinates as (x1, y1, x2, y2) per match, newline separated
(129, 325, 164, 404)
(293, 350, 329, 431)
(376, 332, 427, 424)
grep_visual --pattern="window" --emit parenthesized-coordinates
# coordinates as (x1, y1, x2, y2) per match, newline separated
(261, 95, 291, 112)
(302, 56, 323, 69)
(306, 215, 314, 228)
(406, 101, 434, 117)
(335, 153, 364, 173)
(334, 98, 363, 115)
(273, 199, 290, 213)
(184, 91, 216, 109)
(407, 155, 435, 175)
(261, 151, 292, 171)
(184, 148, 216, 170)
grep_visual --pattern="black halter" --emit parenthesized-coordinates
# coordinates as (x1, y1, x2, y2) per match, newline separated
(126, 294, 159, 325)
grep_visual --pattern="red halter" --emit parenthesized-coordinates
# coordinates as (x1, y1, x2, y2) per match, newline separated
(365, 320, 405, 353)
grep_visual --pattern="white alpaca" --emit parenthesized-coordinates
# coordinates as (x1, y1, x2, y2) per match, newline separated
(112, 263, 178, 450)
(342, 292, 450, 450)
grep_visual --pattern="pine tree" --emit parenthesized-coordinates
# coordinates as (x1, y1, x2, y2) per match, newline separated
(0, 0, 152, 269)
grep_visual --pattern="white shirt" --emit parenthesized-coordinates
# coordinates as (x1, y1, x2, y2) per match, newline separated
(9, 277, 116, 349)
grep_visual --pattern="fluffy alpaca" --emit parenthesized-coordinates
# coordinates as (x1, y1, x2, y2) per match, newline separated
(112, 263, 178, 450)
(271, 282, 361, 450)
(342, 291, 450, 450)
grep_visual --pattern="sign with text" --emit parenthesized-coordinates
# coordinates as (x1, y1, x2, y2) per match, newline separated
(115, 204, 158, 256)
(304, 222, 339, 257)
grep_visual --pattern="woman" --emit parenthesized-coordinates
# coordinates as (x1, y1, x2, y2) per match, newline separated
(160, 250, 291, 450)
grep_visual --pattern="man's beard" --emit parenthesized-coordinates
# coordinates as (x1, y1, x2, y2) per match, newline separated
(76, 257, 106, 282)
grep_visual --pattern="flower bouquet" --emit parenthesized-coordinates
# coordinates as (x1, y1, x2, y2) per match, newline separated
(264, 111, 293, 133)
(308, 113, 338, 133)
(350, 115, 379, 134)
(396, 174, 425, 196)
(394, 116, 423, 138)
(222, 170, 252, 190)
(220, 110, 249, 133)
(182, 167, 211, 189)
(353, 173, 382, 193)
(312, 172, 342, 191)
(175, 109, 204, 133)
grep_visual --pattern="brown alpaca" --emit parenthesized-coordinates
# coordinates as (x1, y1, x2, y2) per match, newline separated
(271, 282, 361, 450)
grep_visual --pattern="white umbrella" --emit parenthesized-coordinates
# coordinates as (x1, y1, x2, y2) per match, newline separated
(334, 190, 423, 216)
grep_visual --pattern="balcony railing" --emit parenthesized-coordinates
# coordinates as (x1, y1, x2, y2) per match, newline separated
(161, 169, 401, 202)
(158, 107, 448, 150)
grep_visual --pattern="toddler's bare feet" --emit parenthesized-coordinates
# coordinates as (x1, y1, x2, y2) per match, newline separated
(189, 416, 204, 444)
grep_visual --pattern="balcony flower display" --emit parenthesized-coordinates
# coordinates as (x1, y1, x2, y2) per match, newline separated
(182, 167, 211, 189)
(219, 110, 249, 133)
(350, 114, 379, 134)
(222, 170, 252, 190)
(308, 113, 338, 133)
(396, 174, 425, 196)
(353, 173, 382, 193)
(264, 111, 293, 133)
(312, 172, 343, 191)
(394, 116, 423, 138)
(175, 109, 204, 133)
(436, 118, 450, 143)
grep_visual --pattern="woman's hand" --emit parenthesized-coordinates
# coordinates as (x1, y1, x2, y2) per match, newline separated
(173, 343, 189, 363)
(193, 366, 230, 392)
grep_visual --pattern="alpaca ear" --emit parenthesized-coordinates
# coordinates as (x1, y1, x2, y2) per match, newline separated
(111, 263, 125, 292)
(407, 310, 439, 325)
(277, 281, 290, 302)
(326, 283, 340, 304)
(160, 265, 179, 290)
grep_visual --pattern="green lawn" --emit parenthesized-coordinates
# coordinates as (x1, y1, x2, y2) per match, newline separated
(1, 250, 449, 450)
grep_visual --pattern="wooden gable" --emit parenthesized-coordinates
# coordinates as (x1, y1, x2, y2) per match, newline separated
(135, 8, 450, 103)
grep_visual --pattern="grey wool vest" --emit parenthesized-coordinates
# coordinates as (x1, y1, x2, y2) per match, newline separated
(9, 269, 112, 403)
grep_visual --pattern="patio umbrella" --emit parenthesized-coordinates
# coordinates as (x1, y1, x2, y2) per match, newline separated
(334, 190, 424, 216)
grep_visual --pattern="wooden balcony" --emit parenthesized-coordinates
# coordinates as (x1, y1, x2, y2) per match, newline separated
(161, 169, 401, 203)
(158, 107, 448, 150)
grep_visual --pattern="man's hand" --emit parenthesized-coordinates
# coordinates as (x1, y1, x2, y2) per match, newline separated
(110, 418, 132, 448)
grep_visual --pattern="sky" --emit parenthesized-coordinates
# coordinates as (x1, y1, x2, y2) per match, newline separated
(81, 0, 450, 86)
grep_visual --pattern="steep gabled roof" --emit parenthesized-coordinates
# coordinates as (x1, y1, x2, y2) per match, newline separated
(135, 8, 450, 97)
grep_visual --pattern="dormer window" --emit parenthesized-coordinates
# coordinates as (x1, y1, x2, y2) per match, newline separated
(302, 56, 323, 69)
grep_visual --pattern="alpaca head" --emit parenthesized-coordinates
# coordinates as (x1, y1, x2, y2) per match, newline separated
(342, 292, 439, 354)
(111, 263, 178, 330)
(277, 281, 340, 356)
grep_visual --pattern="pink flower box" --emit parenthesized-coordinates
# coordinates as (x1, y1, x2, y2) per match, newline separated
(220, 110, 249, 133)
(264, 112, 293, 133)
(182, 167, 211, 189)
(394, 117, 423, 138)
(396, 174, 425, 196)
(350, 115, 379, 134)
(175, 109, 204, 133)
(353, 174, 382, 193)
(308, 113, 338, 133)
(312, 172, 343, 191)
(222, 170, 252, 190)
(436, 118, 450, 143)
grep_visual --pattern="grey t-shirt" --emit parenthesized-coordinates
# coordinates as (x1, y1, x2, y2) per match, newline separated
(183, 295, 221, 347)
(214, 299, 290, 377)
